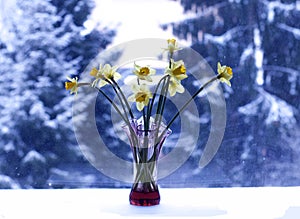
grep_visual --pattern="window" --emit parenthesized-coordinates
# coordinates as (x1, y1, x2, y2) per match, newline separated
(0, 0, 299, 190)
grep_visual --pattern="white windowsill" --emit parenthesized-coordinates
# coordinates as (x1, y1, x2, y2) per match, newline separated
(0, 187, 300, 219)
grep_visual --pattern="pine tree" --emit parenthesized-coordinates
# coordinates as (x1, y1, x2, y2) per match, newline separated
(164, 0, 300, 186)
(0, 0, 115, 188)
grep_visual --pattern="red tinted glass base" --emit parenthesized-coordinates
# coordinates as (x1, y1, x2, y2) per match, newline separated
(129, 189, 160, 206)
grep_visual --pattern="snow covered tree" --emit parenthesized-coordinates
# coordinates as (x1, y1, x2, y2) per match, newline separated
(0, 0, 115, 188)
(163, 0, 300, 186)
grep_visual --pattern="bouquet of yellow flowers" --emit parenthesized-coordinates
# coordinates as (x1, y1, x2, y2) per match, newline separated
(65, 39, 232, 136)
(65, 38, 233, 206)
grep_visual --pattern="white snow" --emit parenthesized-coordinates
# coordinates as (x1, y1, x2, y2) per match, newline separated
(267, 7, 275, 23)
(1, 125, 9, 134)
(22, 150, 46, 164)
(3, 142, 15, 152)
(0, 187, 300, 218)
(0, 175, 20, 189)
(263, 65, 299, 77)
(277, 23, 300, 40)
(253, 28, 264, 86)
(264, 0, 297, 23)
(239, 44, 253, 65)
(287, 73, 298, 95)
(263, 90, 296, 126)
(238, 88, 296, 126)
(90, 0, 189, 47)
(204, 27, 242, 45)
(44, 120, 58, 129)
(29, 102, 49, 121)
(183, 110, 210, 124)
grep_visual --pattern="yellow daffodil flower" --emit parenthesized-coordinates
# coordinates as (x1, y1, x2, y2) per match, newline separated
(90, 64, 121, 87)
(163, 38, 181, 55)
(89, 67, 100, 78)
(65, 77, 79, 95)
(165, 59, 188, 81)
(133, 62, 156, 82)
(128, 84, 153, 111)
(90, 66, 103, 87)
(168, 77, 185, 97)
(217, 62, 233, 87)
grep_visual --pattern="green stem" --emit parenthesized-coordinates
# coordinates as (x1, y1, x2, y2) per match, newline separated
(133, 161, 156, 189)
(93, 87, 128, 123)
(154, 76, 170, 124)
(105, 79, 131, 125)
(80, 83, 130, 134)
(147, 75, 169, 122)
(94, 85, 140, 163)
(156, 76, 170, 126)
(136, 78, 149, 136)
(111, 78, 134, 119)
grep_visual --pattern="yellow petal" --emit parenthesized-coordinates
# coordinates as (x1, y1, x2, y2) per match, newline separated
(99, 80, 108, 88)
(220, 78, 231, 87)
(65, 82, 75, 90)
(225, 67, 233, 80)
(136, 92, 147, 102)
(176, 83, 185, 93)
(90, 68, 98, 77)
(139, 67, 150, 76)
(169, 86, 176, 97)
(144, 76, 153, 82)
(217, 62, 222, 74)
(175, 74, 188, 81)
(136, 102, 144, 111)
(114, 71, 122, 81)
(167, 38, 176, 45)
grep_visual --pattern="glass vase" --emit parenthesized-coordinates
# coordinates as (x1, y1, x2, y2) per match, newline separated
(123, 117, 171, 206)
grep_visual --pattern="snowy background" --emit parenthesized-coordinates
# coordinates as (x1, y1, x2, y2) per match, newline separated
(0, 0, 299, 189)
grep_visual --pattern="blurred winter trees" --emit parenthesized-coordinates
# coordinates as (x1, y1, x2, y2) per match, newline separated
(0, 0, 115, 188)
(163, 0, 300, 186)
(0, 0, 299, 188)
